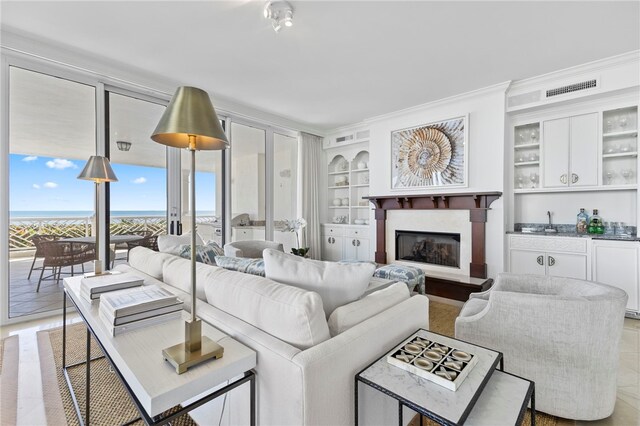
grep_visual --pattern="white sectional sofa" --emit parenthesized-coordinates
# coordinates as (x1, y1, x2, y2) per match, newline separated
(115, 247, 429, 425)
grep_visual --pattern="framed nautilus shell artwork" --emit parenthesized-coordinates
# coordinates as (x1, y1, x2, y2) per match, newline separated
(391, 116, 467, 189)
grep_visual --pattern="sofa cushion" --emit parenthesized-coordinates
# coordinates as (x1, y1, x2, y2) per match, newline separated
(327, 282, 410, 336)
(214, 256, 265, 276)
(157, 232, 204, 255)
(263, 249, 376, 317)
(204, 268, 330, 350)
(162, 255, 221, 302)
(178, 241, 224, 265)
(127, 247, 177, 280)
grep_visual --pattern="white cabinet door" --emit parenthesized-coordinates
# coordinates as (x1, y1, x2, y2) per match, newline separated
(322, 235, 344, 261)
(546, 252, 587, 280)
(233, 228, 252, 241)
(509, 250, 546, 275)
(593, 241, 640, 313)
(356, 238, 370, 261)
(543, 117, 570, 188)
(569, 113, 599, 187)
(343, 237, 358, 261)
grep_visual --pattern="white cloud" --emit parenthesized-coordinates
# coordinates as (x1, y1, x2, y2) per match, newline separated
(46, 158, 77, 170)
(23, 156, 38, 162)
(43, 182, 58, 188)
(132, 177, 147, 184)
(32, 184, 41, 189)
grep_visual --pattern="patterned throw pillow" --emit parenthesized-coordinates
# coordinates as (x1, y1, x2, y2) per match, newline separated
(178, 241, 224, 265)
(214, 256, 265, 277)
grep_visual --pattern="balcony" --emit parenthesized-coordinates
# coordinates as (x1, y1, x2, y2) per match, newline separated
(8, 214, 216, 319)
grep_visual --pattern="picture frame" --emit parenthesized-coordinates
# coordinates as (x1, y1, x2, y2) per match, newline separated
(391, 115, 468, 189)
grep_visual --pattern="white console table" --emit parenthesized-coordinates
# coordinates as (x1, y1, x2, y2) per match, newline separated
(62, 276, 256, 425)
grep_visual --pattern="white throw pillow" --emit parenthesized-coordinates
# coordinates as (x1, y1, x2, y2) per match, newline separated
(327, 282, 410, 336)
(263, 249, 376, 317)
(157, 232, 203, 255)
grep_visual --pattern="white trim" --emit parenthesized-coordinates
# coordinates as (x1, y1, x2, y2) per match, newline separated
(350, 81, 510, 130)
(0, 55, 10, 325)
(508, 50, 640, 94)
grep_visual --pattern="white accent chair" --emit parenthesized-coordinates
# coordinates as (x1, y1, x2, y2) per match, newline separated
(223, 240, 284, 258)
(455, 273, 628, 420)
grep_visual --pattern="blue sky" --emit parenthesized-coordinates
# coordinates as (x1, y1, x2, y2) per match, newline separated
(10, 154, 215, 212)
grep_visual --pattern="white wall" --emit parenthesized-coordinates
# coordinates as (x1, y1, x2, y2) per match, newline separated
(515, 191, 637, 226)
(364, 83, 509, 277)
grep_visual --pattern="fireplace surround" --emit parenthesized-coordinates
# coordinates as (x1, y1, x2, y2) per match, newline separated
(365, 192, 501, 279)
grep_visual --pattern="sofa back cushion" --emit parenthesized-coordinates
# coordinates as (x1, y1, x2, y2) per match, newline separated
(263, 249, 376, 317)
(157, 232, 204, 255)
(162, 255, 220, 302)
(204, 268, 330, 350)
(128, 247, 177, 280)
(327, 282, 410, 336)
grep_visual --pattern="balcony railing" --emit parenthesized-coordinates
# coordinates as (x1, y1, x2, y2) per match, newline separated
(9, 215, 217, 252)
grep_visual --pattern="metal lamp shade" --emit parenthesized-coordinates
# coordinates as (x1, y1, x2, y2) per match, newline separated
(151, 86, 229, 151)
(77, 156, 118, 183)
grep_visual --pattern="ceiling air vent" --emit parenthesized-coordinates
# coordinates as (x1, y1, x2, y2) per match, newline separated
(546, 79, 597, 98)
(336, 134, 353, 144)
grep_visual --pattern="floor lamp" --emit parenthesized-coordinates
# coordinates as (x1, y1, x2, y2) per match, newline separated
(151, 86, 229, 374)
(77, 155, 118, 276)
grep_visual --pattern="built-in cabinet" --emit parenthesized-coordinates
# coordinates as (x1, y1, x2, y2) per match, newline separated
(231, 227, 265, 241)
(542, 113, 599, 188)
(508, 235, 589, 280)
(327, 150, 370, 225)
(513, 104, 638, 192)
(592, 240, 640, 314)
(509, 234, 640, 316)
(321, 224, 370, 262)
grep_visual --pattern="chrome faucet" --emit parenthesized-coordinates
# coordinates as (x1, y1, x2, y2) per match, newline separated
(545, 211, 557, 233)
(547, 211, 552, 227)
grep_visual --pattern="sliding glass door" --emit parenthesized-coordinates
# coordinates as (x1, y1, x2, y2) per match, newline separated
(7, 66, 96, 318)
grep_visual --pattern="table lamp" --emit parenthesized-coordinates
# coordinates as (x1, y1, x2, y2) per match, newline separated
(151, 86, 229, 373)
(77, 155, 118, 276)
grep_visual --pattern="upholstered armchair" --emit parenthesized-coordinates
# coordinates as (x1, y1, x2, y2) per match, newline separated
(455, 273, 628, 420)
(223, 240, 284, 258)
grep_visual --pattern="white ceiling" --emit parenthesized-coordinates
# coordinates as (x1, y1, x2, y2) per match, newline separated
(1, 1, 639, 131)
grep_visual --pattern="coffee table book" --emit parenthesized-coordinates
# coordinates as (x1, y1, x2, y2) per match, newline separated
(80, 272, 143, 301)
(99, 309, 183, 336)
(100, 302, 184, 326)
(100, 284, 181, 318)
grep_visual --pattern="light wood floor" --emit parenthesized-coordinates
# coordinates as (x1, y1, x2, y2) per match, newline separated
(2, 307, 639, 425)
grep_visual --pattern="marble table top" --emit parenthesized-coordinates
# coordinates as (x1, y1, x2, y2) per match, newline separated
(358, 329, 502, 425)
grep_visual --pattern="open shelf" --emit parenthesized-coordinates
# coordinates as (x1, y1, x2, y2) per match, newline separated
(514, 143, 540, 150)
(514, 161, 539, 167)
(328, 185, 350, 189)
(328, 171, 349, 175)
(603, 152, 638, 159)
(603, 130, 638, 138)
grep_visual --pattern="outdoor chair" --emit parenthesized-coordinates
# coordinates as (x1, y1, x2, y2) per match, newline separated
(28, 234, 60, 280)
(37, 241, 96, 291)
(126, 235, 159, 260)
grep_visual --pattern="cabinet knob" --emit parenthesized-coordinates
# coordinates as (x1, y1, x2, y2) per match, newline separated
(560, 174, 567, 184)
(352, 239, 356, 246)
(537, 255, 544, 266)
(571, 173, 579, 184)
(357, 240, 361, 247)
(548, 256, 556, 266)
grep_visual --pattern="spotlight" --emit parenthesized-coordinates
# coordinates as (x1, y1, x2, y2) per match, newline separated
(263, 1, 294, 33)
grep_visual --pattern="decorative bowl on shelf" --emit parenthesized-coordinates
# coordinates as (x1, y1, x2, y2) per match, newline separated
(357, 161, 367, 170)
(336, 175, 348, 184)
(332, 198, 342, 206)
(354, 219, 366, 225)
(341, 197, 349, 206)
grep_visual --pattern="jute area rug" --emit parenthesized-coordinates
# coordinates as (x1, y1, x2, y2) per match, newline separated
(0, 334, 19, 426)
(37, 322, 197, 426)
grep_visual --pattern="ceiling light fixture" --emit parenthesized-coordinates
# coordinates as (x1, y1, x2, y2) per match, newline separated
(264, 1, 294, 33)
(116, 140, 132, 151)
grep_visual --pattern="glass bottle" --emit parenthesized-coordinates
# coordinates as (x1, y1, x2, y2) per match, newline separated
(576, 208, 589, 234)
(588, 209, 604, 234)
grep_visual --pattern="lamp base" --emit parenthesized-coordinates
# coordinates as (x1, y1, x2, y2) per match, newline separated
(163, 335, 224, 374)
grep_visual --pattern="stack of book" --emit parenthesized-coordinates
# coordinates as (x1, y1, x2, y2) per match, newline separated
(99, 284, 183, 336)
(80, 272, 144, 302)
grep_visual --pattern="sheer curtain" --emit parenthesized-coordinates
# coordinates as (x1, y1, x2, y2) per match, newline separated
(299, 132, 323, 259)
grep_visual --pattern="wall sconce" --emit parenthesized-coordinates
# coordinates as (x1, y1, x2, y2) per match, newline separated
(264, 1, 294, 33)
(116, 140, 132, 151)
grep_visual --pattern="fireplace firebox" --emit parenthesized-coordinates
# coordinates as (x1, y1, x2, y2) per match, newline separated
(396, 230, 460, 268)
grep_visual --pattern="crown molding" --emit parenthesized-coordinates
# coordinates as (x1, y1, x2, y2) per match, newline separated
(325, 81, 511, 135)
(508, 50, 640, 95)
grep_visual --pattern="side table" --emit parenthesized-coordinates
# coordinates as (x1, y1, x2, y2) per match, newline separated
(62, 276, 257, 425)
(355, 329, 534, 426)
